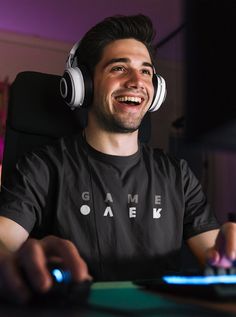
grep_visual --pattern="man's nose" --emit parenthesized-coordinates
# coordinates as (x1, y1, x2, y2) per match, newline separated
(125, 70, 144, 89)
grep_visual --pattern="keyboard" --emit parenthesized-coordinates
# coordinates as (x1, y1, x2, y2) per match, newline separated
(134, 267, 236, 300)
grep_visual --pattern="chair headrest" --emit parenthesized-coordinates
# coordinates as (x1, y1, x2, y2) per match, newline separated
(7, 71, 86, 138)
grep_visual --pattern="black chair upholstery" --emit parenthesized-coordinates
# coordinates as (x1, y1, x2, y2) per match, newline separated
(1, 71, 87, 184)
(1, 71, 151, 185)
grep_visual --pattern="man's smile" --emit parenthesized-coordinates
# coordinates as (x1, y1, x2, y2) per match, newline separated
(113, 90, 148, 111)
(115, 96, 143, 105)
(112, 95, 146, 114)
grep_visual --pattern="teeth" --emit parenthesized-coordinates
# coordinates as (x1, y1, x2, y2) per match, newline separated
(116, 96, 142, 104)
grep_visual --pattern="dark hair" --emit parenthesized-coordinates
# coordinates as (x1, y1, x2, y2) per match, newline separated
(74, 14, 157, 74)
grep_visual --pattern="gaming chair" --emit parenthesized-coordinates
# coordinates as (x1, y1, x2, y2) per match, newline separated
(1, 71, 151, 185)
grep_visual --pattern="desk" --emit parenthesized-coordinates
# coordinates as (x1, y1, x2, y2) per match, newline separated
(0, 281, 236, 316)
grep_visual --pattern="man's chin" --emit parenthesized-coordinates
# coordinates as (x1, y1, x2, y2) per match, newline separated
(108, 120, 141, 134)
(94, 110, 143, 133)
(112, 127, 138, 134)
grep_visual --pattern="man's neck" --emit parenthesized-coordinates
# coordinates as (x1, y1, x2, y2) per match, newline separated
(84, 126, 139, 156)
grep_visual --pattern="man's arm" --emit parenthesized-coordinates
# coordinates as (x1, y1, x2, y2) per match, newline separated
(187, 222, 236, 268)
(0, 216, 29, 251)
(186, 229, 219, 266)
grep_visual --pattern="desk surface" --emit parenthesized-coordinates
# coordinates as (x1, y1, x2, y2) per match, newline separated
(0, 281, 236, 316)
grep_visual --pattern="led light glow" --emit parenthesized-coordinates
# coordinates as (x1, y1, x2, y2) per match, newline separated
(51, 268, 71, 283)
(163, 275, 236, 285)
(51, 269, 64, 283)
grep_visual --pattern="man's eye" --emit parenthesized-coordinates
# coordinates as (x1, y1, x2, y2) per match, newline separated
(142, 69, 152, 76)
(111, 66, 126, 72)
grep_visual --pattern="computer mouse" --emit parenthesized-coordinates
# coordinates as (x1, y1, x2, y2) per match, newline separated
(27, 265, 92, 307)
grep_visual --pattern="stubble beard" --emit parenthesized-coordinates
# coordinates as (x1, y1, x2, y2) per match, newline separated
(93, 105, 145, 133)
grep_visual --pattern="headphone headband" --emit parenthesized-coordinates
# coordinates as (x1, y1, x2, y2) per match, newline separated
(66, 41, 80, 69)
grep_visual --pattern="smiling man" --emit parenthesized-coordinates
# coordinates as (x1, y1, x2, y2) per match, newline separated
(91, 39, 153, 133)
(0, 14, 236, 304)
(85, 38, 154, 154)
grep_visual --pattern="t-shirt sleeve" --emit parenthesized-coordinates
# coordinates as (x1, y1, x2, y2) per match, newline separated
(181, 159, 220, 240)
(0, 151, 51, 233)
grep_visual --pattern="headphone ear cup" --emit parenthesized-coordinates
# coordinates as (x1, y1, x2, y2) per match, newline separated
(60, 66, 93, 109)
(149, 74, 167, 112)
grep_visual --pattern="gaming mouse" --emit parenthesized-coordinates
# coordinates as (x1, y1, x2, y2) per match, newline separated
(27, 265, 92, 307)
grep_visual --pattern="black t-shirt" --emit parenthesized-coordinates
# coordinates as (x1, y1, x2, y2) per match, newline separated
(0, 134, 219, 280)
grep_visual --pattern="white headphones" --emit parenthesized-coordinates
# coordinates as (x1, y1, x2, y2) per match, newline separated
(60, 41, 167, 111)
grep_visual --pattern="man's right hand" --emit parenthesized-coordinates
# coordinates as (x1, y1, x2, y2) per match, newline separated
(0, 236, 92, 304)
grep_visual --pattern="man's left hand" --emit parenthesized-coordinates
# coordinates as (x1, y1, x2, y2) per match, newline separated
(207, 222, 236, 268)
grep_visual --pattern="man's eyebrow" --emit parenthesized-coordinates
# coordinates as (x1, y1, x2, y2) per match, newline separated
(103, 58, 153, 69)
(142, 61, 154, 69)
(104, 58, 129, 67)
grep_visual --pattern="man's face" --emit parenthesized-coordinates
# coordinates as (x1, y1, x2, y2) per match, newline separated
(90, 39, 155, 133)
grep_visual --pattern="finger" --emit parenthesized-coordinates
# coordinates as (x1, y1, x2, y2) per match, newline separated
(17, 239, 53, 292)
(0, 257, 30, 304)
(40, 236, 92, 282)
(207, 248, 232, 268)
(206, 247, 220, 266)
(223, 222, 236, 261)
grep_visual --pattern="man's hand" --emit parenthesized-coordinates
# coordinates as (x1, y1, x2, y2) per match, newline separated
(0, 236, 92, 304)
(206, 222, 236, 268)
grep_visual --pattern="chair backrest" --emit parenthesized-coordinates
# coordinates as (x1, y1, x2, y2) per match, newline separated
(1, 71, 86, 184)
(1, 71, 151, 185)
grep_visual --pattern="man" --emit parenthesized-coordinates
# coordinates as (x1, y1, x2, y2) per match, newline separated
(0, 14, 235, 304)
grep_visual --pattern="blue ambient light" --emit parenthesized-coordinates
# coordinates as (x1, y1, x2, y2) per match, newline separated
(51, 268, 72, 283)
(163, 275, 236, 285)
